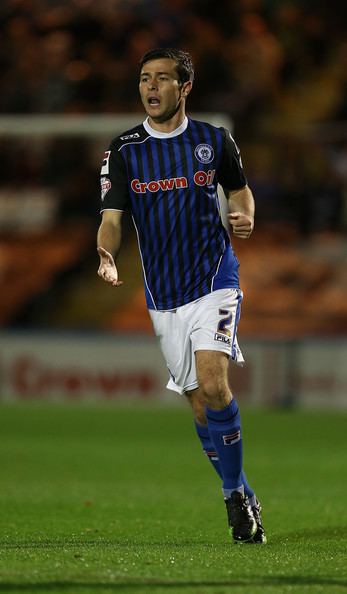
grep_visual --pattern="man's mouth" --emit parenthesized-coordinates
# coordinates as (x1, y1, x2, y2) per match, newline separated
(148, 97, 160, 106)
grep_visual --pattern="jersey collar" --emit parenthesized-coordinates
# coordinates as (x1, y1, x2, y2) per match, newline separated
(143, 116, 188, 138)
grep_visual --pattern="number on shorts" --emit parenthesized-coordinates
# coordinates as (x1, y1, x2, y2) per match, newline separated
(217, 309, 232, 336)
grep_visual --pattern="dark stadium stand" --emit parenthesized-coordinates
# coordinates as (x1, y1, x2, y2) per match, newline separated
(0, 0, 346, 336)
(2, 220, 344, 337)
(0, 223, 93, 326)
(105, 228, 347, 337)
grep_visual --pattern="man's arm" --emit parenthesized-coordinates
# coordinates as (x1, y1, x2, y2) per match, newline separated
(97, 209, 123, 286)
(226, 185, 255, 239)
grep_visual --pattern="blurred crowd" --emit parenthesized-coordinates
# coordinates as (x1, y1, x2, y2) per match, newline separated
(1, 0, 347, 331)
(1, 0, 347, 235)
(1, 0, 347, 124)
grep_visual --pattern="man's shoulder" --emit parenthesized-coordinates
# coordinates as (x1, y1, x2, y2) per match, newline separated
(109, 123, 147, 150)
(188, 117, 227, 139)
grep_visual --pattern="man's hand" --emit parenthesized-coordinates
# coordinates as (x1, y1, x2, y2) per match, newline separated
(97, 246, 123, 286)
(228, 212, 254, 239)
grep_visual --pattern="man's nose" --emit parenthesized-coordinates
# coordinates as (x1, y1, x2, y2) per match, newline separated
(148, 80, 158, 90)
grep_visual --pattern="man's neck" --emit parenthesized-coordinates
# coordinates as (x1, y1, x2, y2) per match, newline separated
(147, 109, 186, 133)
(143, 116, 188, 138)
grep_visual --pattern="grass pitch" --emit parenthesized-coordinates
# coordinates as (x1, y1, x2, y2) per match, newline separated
(0, 402, 346, 594)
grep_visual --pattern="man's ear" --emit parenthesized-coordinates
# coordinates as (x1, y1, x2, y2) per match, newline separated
(181, 80, 193, 97)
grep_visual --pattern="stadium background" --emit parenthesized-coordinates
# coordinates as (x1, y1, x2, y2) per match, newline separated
(0, 0, 346, 407)
(0, 2, 346, 592)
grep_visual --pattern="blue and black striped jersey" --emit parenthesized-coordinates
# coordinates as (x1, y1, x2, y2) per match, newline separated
(100, 117, 247, 311)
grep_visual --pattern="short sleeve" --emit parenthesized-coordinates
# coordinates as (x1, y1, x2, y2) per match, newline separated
(100, 143, 129, 212)
(217, 128, 247, 191)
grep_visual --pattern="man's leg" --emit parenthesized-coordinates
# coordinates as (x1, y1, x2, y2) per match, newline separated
(193, 351, 244, 494)
(149, 294, 265, 543)
(187, 350, 256, 543)
(186, 389, 223, 478)
(186, 390, 256, 497)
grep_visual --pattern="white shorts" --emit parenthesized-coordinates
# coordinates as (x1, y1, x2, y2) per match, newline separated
(149, 288, 245, 395)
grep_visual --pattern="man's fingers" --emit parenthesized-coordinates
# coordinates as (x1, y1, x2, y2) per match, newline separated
(97, 248, 122, 285)
(230, 224, 252, 231)
(98, 266, 123, 286)
(228, 212, 253, 224)
(228, 212, 254, 238)
(233, 229, 252, 238)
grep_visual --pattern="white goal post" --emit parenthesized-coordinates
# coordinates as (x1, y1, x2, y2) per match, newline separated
(0, 113, 232, 137)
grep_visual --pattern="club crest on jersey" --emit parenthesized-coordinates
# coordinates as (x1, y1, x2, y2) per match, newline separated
(100, 177, 112, 201)
(195, 143, 214, 164)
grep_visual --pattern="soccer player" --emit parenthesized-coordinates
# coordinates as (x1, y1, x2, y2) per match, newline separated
(97, 48, 266, 544)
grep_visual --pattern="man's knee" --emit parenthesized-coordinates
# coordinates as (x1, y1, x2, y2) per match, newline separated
(195, 350, 232, 409)
(200, 378, 231, 409)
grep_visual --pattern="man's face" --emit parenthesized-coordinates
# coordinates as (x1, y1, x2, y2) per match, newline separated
(139, 58, 190, 123)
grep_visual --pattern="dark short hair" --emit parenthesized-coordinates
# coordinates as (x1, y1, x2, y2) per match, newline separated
(139, 48, 194, 84)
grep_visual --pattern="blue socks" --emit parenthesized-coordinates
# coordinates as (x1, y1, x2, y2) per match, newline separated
(195, 421, 223, 478)
(195, 398, 255, 497)
(206, 399, 243, 491)
(242, 470, 255, 500)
